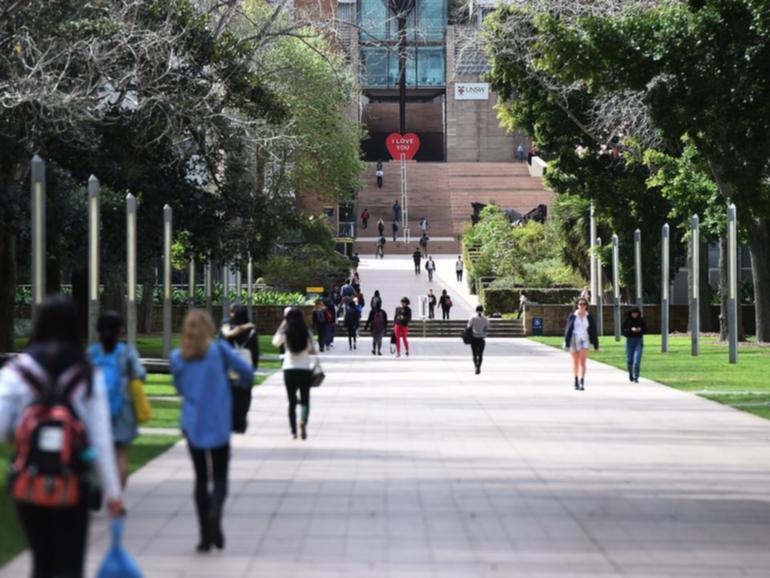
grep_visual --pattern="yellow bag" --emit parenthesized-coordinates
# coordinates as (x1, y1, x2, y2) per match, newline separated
(129, 379, 152, 424)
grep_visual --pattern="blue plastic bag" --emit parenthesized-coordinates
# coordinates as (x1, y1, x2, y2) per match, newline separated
(96, 518, 144, 578)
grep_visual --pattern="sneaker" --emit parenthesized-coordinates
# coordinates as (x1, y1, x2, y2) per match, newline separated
(377, 351, 382, 356)
(475, 367, 480, 375)
(353, 343, 357, 350)
(579, 378, 585, 391)
(396, 353, 401, 358)
(372, 350, 376, 355)
(634, 378, 639, 383)
(405, 351, 409, 357)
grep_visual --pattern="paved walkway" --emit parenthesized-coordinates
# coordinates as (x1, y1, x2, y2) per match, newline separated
(4, 338, 770, 577)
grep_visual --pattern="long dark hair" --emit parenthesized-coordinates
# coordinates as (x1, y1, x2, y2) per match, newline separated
(28, 296, 89, 378)
(285, 308, 309, 353)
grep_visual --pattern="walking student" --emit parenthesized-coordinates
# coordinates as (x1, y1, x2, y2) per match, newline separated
(412, 248, 422, 274)
(392, 220, 399, 242)
(273, 308, 317, 440)
(467, 305, 489, 374)
(171, 309, 253, 552)
(312, 299, 329, 352)
(365, 301, 388, 355)
(439, 289, 453, 320)
(393, 297, 412, 357)
(88, 310, 147, 489)
(622, 307, 646, 383)
(377, 218, 385, 237)
(376, 167, 384, 188)
(377, 235, 386, 258)
(361, 208, 370, 230)
(425, 256, 436, 281)
(393, 200, 401, 222)
(344, 300, 362, 350)
(517, 291, 528, 319)
(0, 297, 124, 578)
(455, 256, 464, 282)
(427, 288, 437, 319)
(220, 305, 259, 433)
(419, 233, 430, 256)
(370, 289, 383, 310)
(563, 298, 599, 391)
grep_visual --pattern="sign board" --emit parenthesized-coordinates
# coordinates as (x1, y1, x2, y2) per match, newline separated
(335, 237, 354, 244)
(386, 133, 420, 160)
(454, 82, 489, 100)
(532, 317, 544, 336)
(306, 287, 324, 294)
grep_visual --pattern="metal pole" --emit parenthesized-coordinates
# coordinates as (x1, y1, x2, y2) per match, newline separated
(691, 215, 700, 356)
(205, 258, 213, 315)
(661, 223, 670, 353)
(235, 260, 242, 306)
(162, 205, 172, 358)
(634, 229, 643, 312)
(612, 234, 620, 342)
(589, 202, 597, 305)
(126, 194, 137, 348)
(30, 155, 46, 316)
(596, 237, 604, 336)
(401, 154, 409, 243)
(88, 176, 100, 344)
(247, 255, 253, 322)
(222, 263, 230, 322)
(728, 204, 738, 364)
(188, 258, 195, 310)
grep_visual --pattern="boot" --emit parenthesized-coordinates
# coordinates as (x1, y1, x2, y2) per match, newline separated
(579, 377, 585, 391)
(574, 377, 580, 390)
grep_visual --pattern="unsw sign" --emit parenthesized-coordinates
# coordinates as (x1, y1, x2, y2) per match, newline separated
(454, 82, 489, 100)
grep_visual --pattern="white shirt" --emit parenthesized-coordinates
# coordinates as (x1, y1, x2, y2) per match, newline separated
(0, 354, 122, 501)
(573, 312, 590, 341)
(467, 314, 489, 338)
(455, 259, 463, 272)
(272, 327, 316, 370)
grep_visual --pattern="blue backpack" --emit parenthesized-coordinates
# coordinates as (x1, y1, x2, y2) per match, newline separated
(88, 343, 126, 418)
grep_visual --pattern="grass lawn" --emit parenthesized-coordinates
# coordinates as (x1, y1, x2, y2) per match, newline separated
(532, 334, 770, 420)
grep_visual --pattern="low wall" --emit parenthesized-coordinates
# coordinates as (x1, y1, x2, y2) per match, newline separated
(15, 304, 313, 336)
(524, 304, 757, 336)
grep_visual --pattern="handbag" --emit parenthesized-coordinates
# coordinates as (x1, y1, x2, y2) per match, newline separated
(129, 379, 151, 423)
(311, 358, 325, 388)
(462, 326, 473, 345)
(96, 518, 144, 578)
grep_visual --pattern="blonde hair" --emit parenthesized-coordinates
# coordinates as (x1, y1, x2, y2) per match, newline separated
(180, 309, 216, 360)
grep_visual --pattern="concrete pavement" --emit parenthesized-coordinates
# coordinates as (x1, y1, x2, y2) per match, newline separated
(4, 338, 770, 577)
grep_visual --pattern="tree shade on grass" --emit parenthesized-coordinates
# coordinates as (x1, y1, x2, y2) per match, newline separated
(532, 335, 770, 420)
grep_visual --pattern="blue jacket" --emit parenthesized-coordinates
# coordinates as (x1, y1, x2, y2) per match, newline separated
(564, 313, 599, 350)
(170, 339, 253, 449)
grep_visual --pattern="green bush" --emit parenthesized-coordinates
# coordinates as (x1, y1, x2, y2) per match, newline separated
(481, 287, 582, 312)
(263, 246, 351, 293)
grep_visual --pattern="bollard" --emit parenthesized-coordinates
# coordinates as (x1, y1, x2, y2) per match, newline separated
(590, 202, 597, 305)
(596, 237, 604, 336)
(126, 194, 137, 348)
(88, 176, 101, 344)
(204, 258, 213, 315)
(222, 263, 230, 322)
(247, 255, 253, 321)
(188, 258, 195, 310)
(634, 229, 643, 312)
(235, 261, 242, 306)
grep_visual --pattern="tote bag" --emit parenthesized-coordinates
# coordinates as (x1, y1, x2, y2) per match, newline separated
(96, 518, 143, 578)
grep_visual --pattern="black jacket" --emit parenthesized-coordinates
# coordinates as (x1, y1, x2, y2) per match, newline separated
(622, 315, 647, 339)
(394, 306, 412, 327)
(563, 313, 599, 350)
(226, 327, 259, 369)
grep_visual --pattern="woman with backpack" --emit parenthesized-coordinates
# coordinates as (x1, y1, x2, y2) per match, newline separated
(393, 297, 412, 357)
(87, 310, 147, 488)
(344, 300, 362, 350)
(364, 301, 388, 355)
(0, 297, 124, 577)
(439, 289, 453, 320)
(171, 309, 253, 552)
(272, 308, 317, 440)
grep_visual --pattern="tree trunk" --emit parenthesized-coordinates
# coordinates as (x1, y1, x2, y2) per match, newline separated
(138, 266, 156, 334)
(0, 229, 17, 352)
(748, 216, 770, 342)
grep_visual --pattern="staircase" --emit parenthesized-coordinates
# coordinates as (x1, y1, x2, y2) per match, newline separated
(355, 318, 525, 338)
(354, 162, 553, 255)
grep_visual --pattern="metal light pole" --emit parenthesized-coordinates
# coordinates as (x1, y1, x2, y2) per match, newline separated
(612, 234, 620, 342)
(596, 237, 604, 336)
(204, 259, 213, 315)
(247, 255, 254, 322)
(222, 263, 230, 322)
(661, 223, 670, 353)
(88, 176, 100, 344)
(235, 261, 242, 306)
(589, 202, 597, 305)
(30, 155, 46, 315)
(634, 229, 643, 312)
(727, 204, 738, 364)
(188, 258, 195, 310)
(690, 215, 700, 356)
(126, 194, 137, 348)
(162, 205, 172, 358)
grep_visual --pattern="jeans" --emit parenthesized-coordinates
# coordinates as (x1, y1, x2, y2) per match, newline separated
(456, 270, 463, 281)
(427, 269, 434, 281)
(284, 369, 312, 434)
(187, 442, 230, 546)
(17, 497, 89, 578)
(470, 337, 485, 369)
(625, 337, 643, 379)
(441, 306, 450, 320)
(414, 262, 420, 274)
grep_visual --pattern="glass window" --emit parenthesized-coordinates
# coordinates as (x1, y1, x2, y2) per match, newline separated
(359, 0, 388, 41)
(388, 47, 416, 87)
(416, 0, 446, 40)
(361, 47, 389, 87)
(416, 46, 445, 86)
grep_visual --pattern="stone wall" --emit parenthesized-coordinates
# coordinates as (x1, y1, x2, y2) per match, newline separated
(523, 304, 757, 336)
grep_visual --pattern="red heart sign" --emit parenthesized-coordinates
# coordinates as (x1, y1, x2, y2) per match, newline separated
(386, 133, 421, 160)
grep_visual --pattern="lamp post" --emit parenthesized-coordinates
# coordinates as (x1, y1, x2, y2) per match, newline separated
(205, 258, 213, 315)
(88, 176, 101, 344)
(634, 229, 643, 312)
(589, 202, 597, 305)
(661, 223, 670, 353)
(612, 234, 620, 342)
(162, 205, 172, 358)
(188, 258, 195, 310)
(126, 194, 137, 347)
(690, 215, 700, 356)
(247, 255, 254, 322)
(727, 204, 738, 364)
(596, 237, 603, 336)
(30, 155, 46, 316)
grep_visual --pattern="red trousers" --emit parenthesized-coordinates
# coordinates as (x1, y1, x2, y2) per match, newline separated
(394, 324, 409, 354)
